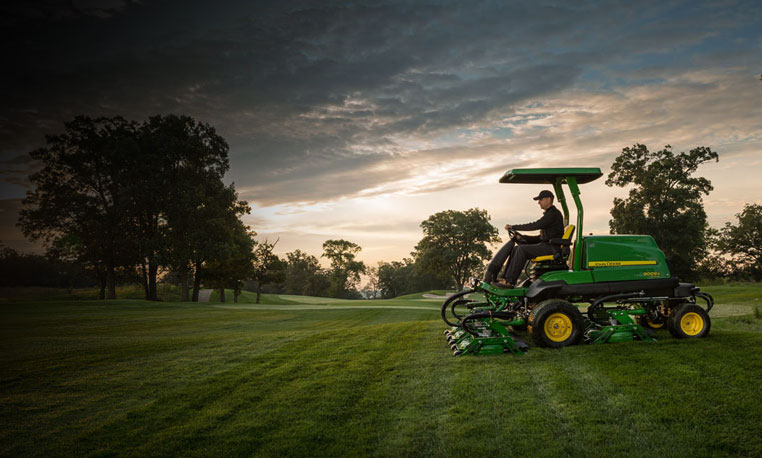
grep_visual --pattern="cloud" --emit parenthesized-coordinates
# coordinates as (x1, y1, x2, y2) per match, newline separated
(2, 0, 761, 264)
(6, 1, 756, 167)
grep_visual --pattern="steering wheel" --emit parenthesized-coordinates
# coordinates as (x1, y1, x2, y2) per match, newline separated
(508, 228, 525, 243)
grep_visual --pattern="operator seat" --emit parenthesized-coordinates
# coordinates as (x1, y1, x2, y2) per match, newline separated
(528, 225, 575, 280)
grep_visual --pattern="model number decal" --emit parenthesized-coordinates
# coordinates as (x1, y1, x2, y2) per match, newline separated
(588, 260, 658, 267)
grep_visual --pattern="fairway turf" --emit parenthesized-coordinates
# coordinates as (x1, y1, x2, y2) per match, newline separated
(2, 287, 762, 457)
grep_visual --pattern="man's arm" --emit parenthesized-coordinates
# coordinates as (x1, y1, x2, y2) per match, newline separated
(510, 211, 555, 231)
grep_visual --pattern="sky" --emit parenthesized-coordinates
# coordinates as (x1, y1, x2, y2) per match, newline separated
(1, 0, 761, 269)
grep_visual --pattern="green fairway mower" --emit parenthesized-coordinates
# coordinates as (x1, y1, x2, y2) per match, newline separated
(442, 168, 714, 356)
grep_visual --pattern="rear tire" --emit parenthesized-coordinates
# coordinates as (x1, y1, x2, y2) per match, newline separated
(529, 299, 585, 348)
(667, 304, 710, 339)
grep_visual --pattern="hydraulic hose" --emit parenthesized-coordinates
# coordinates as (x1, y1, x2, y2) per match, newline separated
(694, 292, 714, 312)
(441, 289, 473, 327)
(461, 310, 517, 336)
(587, 291, 645, 322)
(450, 299, 474, 322)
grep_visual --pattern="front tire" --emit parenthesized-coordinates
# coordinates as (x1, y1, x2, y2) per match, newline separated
(529, 299, 585, 348)
(667, 304, 711, 339)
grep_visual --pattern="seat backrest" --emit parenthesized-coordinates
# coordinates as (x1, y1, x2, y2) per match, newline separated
(562, 224, 575, 241)
(558, 225, 576, 258)
(529, 225, 576, 264)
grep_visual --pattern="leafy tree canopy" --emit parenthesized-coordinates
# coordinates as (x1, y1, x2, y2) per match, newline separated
(282, 250, 330, 297)
(377, 260, 412, 299)
(18, 116, 140, 298)
(251, 239, 286, 303)
(606, 144, 718, 280)
(322, 239, 366, 298)
(413, 208, 499, 290)
(18, 114, 248, 300)
(713, 204, 762, 280)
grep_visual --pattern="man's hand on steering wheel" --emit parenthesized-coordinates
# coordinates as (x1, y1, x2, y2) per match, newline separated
(505, 224, 523, 241)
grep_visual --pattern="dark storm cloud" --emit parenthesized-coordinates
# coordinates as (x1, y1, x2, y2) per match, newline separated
(1, 0, 759, 204)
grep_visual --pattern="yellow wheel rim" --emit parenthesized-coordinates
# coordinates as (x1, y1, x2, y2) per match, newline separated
(680, 312, 704, 336)
(647, 319, 664, 329)
(544, 312, 573, 342)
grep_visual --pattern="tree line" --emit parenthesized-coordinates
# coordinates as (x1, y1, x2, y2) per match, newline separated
(12, 117, 761, 301)
(10, 113, 453, 301)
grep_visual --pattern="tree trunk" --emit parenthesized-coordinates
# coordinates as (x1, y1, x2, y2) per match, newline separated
(219, 288, 226, 303)
(256, 282, 262, 304)
(107, 265, 116, 299)
(141, 261, 149, 300)
(234, 287, 239, 304)
(148, 261, 158, 301)
(192, 260, 202, 302)
(180, 268, 189, 302)
(98, 269, 106, 300)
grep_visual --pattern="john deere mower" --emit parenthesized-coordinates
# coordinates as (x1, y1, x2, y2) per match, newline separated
(442, 168, 713, 356)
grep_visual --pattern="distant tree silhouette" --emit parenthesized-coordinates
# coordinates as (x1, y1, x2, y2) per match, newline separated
(19, 114, 251, 300)
(139, 114, 238, 301)
(204, 221, 257, 303)
(281, 250, 330, 297)
(713, 204, 762, 280)
(322, 239, 366, 298)
(250, 239, 286, 304)
(19, 116, 140, 298)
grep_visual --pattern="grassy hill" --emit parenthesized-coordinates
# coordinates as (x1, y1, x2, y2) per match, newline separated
(2, 285, 762, 457)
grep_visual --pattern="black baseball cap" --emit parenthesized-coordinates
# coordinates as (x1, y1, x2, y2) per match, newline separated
(533, 190, 554, 200)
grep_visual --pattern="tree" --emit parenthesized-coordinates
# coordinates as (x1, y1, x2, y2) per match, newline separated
(282, 250, 330, 297)
(251, 239, 286, 303)
(377, 261, 412, 298)
(606, 144, 718, 280)
(713, 204, 762, 280)
(363, 266, 380, 299)
(203, 222, 257, 303)
(412, 208, 499, 290)
(321, 239, 366, 298)
(18, 116, 140, 299)
(375, 258, 451, 298)
(127, 120, 174, 301)
(142, 114, 235, 302)
(188, 181, 250, 301)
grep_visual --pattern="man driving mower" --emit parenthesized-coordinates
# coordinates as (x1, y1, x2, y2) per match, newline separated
(486, 189, 564, 288)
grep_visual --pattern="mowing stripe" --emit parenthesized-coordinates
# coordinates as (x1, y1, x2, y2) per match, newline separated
(211, 304, 440, 311)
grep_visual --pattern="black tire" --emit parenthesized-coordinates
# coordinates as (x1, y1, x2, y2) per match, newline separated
(528, 299, 585, 348)
(667, 303, 711, 339)
(527, 301, 549, 334)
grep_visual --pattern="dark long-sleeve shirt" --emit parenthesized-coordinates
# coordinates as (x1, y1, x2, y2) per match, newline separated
(511, 205, 564, 243)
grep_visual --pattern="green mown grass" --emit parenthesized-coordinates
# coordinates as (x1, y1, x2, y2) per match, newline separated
(0, 284, 186, 303)
(2, 285, 762, 457)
